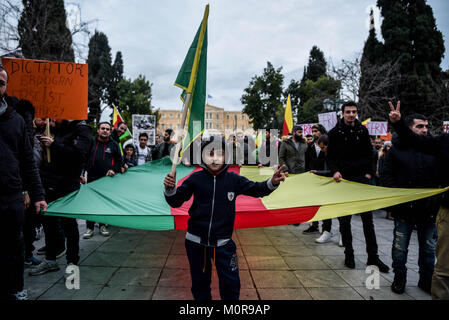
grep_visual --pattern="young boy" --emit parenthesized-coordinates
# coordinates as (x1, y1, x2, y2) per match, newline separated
(164, 136, 286, 300)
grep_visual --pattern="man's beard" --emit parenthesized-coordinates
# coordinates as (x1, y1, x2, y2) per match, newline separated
(293, 134, 302, 141)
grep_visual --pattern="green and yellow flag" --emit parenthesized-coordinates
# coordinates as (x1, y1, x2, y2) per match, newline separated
(174, 4, 209, 154)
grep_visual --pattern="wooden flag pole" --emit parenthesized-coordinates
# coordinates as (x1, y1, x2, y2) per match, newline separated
(170, 93, 192, 176)
(45, 118, 51, 163)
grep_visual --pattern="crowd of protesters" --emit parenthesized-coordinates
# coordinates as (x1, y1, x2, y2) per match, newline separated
(1, 63, 449, 300)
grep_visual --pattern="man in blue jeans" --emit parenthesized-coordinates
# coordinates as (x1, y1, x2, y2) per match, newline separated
(381, 114, 439, 294)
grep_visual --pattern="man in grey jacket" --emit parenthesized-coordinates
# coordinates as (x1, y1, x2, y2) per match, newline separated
(279, 125, 308, 175)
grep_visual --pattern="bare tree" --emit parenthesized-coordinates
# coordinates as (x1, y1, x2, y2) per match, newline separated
(329, 54, 401, 121)
(0, 0, 95, 62)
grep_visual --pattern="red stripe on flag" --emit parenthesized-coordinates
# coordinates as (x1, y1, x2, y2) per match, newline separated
(235, 206, 320, 229)
(282, 119, 290, 136)
(173, 165, 320, 230)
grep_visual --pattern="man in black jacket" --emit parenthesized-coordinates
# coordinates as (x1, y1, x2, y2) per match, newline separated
(0, 65, 47, 299)
(327, 101, 389, 272)
(83, 122, 122, 239)
(382, 114, 438, 295)
(389, 101, 449, 299)
(29, 118, 92, 277)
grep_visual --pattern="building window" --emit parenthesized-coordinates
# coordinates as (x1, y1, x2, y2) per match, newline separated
(161, 124, 165, 129)
(242, 126, 245, 131)
(177, 114, 180, 119)
(242, 115, 245, 120)
(216, 124, 219, 129)
(216, 114, 219, 119)
(226, 125, 230, 130)
(234, 115, 237, 121)
(162, 114, 166, 118)
(170, 113, 173, 118)
(226, 115, 230, 120)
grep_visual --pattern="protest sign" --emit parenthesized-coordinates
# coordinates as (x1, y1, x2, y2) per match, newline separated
(443, 121, 449, 133)
(318, 112, 338, 132)
(1, 57, 88, 120)
(366, 121, 388, 136)
(297, 123, 315, 136)
(132, 114, 156, 146)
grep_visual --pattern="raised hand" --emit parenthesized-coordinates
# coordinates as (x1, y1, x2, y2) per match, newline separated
(164, 172, 177, 189)
(388, 101, 401, 123)
(272, 164, 288, 185)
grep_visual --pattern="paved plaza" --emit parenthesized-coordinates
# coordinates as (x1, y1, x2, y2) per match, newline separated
(24, 210, 432, 300)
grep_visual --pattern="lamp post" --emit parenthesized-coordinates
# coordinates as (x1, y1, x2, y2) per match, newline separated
(323, 98, 345, 112)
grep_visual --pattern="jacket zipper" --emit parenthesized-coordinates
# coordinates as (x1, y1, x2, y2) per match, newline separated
(207, 176, 217, 246)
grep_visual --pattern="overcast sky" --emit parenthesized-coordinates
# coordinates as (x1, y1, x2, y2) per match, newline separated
(73, 0, 449, 112)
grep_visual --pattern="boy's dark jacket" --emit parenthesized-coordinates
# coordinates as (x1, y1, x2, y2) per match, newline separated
(165, 164, 277, 247)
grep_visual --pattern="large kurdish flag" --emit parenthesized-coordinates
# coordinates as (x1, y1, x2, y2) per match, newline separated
(44, 158, 448, 231)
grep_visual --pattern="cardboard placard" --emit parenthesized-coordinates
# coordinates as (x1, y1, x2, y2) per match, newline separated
(318, 112, 338, 132)
(297, 123, 316, 136)
(1, 57, 88, 120)
(366, 121, 388, 136)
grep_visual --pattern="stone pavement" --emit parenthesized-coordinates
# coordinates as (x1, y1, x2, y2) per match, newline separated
(24, 210, 432, 300)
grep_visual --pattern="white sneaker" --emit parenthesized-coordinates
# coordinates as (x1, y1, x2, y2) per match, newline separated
(339, 234, 344, 247)
(83, 228, 94, 239)
(99, 225, 110, 237)
(315, 231, 333, 243)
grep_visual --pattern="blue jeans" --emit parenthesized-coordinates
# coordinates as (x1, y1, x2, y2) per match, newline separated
(392, 219, 437, 278)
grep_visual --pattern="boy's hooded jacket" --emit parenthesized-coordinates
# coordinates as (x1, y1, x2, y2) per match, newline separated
(165, 137, 278, 247)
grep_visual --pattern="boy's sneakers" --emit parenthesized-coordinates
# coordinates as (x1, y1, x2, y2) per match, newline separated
(24, 256, 41, 266)
(100, 225, 110, 237)
(56, 247, 66, 259)
(29, 259, 60, 276)
(37, 245, 46, 255)
(13, 290, 28, 300)
(83, 228, 94, 239)
(303, 225, 319, 234)
(315, 231, 333, 243)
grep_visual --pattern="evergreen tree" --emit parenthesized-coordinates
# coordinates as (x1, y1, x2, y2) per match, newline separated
(18, 0, 74, 61)
(87, 31, 112, 124)
(377, 0, 446, 127)
(117, 75, 156, 127)
(305, 46, 327, 82)
(359, 8, 389, 120)
(108, 51, 124, 107)
(241, 62, 284, 130)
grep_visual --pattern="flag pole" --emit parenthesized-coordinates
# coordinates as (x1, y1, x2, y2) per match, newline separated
(170, 93, 191, 176)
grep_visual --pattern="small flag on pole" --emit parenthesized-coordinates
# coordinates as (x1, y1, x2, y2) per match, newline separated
(283, 94, 294, 136)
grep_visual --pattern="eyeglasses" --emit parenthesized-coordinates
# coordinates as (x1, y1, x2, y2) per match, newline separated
(99, 127, 110, 131)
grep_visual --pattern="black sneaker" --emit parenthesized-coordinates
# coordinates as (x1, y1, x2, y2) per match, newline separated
(302, 225, 319, 234)
(367, 256, 390, 273)
(345, 254, 355, 269)
(36, 246, 46, 256)
(418, 276, 432, 294)
(391, 273, 407, 294)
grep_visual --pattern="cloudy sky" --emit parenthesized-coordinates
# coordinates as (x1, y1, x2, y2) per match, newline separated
(72, 0, 449, 112)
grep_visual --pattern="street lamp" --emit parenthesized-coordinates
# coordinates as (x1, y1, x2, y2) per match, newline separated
(323, 98, 344, 111)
